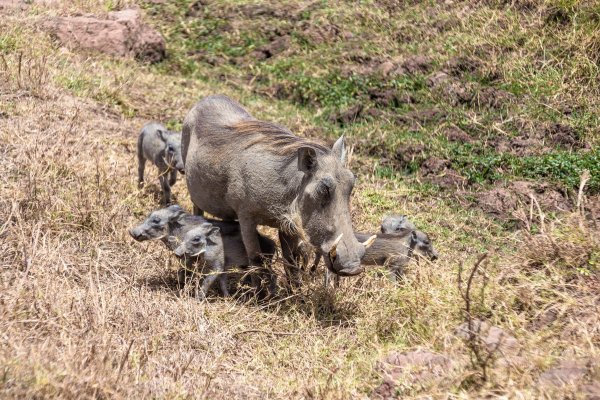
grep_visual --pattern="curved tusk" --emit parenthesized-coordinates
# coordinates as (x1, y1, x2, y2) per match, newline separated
(329, 233, 344, 259)
(190, 248, 206, 257)
(362, 234, 377, 249)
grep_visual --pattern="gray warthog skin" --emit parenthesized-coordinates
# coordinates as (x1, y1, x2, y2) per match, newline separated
(380, 215, 416, 236)
(310, 215, 417, 273)
(128, 205, 276, 288)
(174, 224, 228, 298)
(324, 230, 439, 286)
(356, 230, 438, 278)
(137, 122, 185, 205)
(182, 94, 366, 277)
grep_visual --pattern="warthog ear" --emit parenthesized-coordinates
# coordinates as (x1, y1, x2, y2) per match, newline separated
(298, 147, 317, 173)
(167, 204, 185, 220)
(207, 226, 221, 243)
(331, 135, 346, 164)
(157, 129, 167, 142)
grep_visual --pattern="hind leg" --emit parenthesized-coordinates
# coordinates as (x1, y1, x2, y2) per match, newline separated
(137, 156, 146, 188)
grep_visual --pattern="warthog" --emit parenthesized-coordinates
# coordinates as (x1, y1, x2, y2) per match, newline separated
(380, 215, 416, 236)
(137, 122, 185, 205)
(325, 229, 439, 286)
(128, 205, 276, 288)
(182, 94, 374, 280)
(173, 224, 229, 298)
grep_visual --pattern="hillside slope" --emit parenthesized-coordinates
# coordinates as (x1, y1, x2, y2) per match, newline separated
(0, 0, 599, 398)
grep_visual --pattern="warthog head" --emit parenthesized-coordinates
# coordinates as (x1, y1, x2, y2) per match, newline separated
(173, 224, 221, 258)
(380, 215, 416, 236)
(409, 230, 439, 261)
(294, 136, 375, 276)
(159, 130, 185, 174)
(128, 205, 184, 241)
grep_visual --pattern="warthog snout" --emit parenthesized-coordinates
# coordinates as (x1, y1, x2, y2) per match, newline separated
(326, 233, 377, 275)
(129, 226, 145, 241)
(173, 244, 186, 258)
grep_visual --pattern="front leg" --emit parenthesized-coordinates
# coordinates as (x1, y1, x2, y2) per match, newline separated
(159, 174, 171, 205)
(169, 169, 177, 186)
(278, 230, 302, 288)
(201, 261, 224, 298)
(218, 267, 230, 297)
(238, 216, 262, 264)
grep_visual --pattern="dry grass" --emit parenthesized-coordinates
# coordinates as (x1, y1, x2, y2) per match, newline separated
(1, 3, 599, 399)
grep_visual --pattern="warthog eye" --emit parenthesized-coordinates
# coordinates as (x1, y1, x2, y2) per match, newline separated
(151, 217, 161, 224)
(192, 235, 202, 243)
(167, 145, 175, 153)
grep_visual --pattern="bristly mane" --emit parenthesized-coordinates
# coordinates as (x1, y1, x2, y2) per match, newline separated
(231, 120, 329, 156)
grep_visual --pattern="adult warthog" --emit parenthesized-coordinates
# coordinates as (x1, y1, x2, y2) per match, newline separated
(182, 94, 373, 278)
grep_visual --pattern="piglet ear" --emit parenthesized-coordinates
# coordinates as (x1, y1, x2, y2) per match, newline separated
(167, 204, 185, 220)
(207, 226, 221, 242)
(331, 135, 346, 164)
(298, 147, 317, 173)
(157, 129, 167, 142)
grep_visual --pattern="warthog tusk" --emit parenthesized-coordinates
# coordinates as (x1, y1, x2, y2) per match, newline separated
(191, 249, 206, 257)
(362, 235, 377, 249)
(329, 234, 344, 259)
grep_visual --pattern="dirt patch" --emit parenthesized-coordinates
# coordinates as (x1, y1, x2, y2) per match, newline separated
(544, 122, 581, 148)
(427, 72, 473, 105)
(474, 181, 572, 221)
(376, 55, 434, 78)
(445, 55, 482, 76)
(372, 349, 453, 399)
(528, 308, 559, 331)
(395, 108, 446, 127)
(328, 104, 364, 126)
(299, 22, 343, 45)
(490, 119, 582, 156)
(428, 71, 512, 108)
(251, 35, 291, 60)
(392, 143, 426, 167)
(539, 359, 591, 386)
(472, 87, 513, 109)
(443, 125, 473, 143)
(368, 88, 415, 108)
(419, 156, 467, 189)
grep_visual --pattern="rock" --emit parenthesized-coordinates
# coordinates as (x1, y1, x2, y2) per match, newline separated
(539, 359, 589, 386)
(372, 349, 452, 399)
(42, 9, 166, 63)
(581, 382, 600, 400)
(455, 319, 520, 357)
